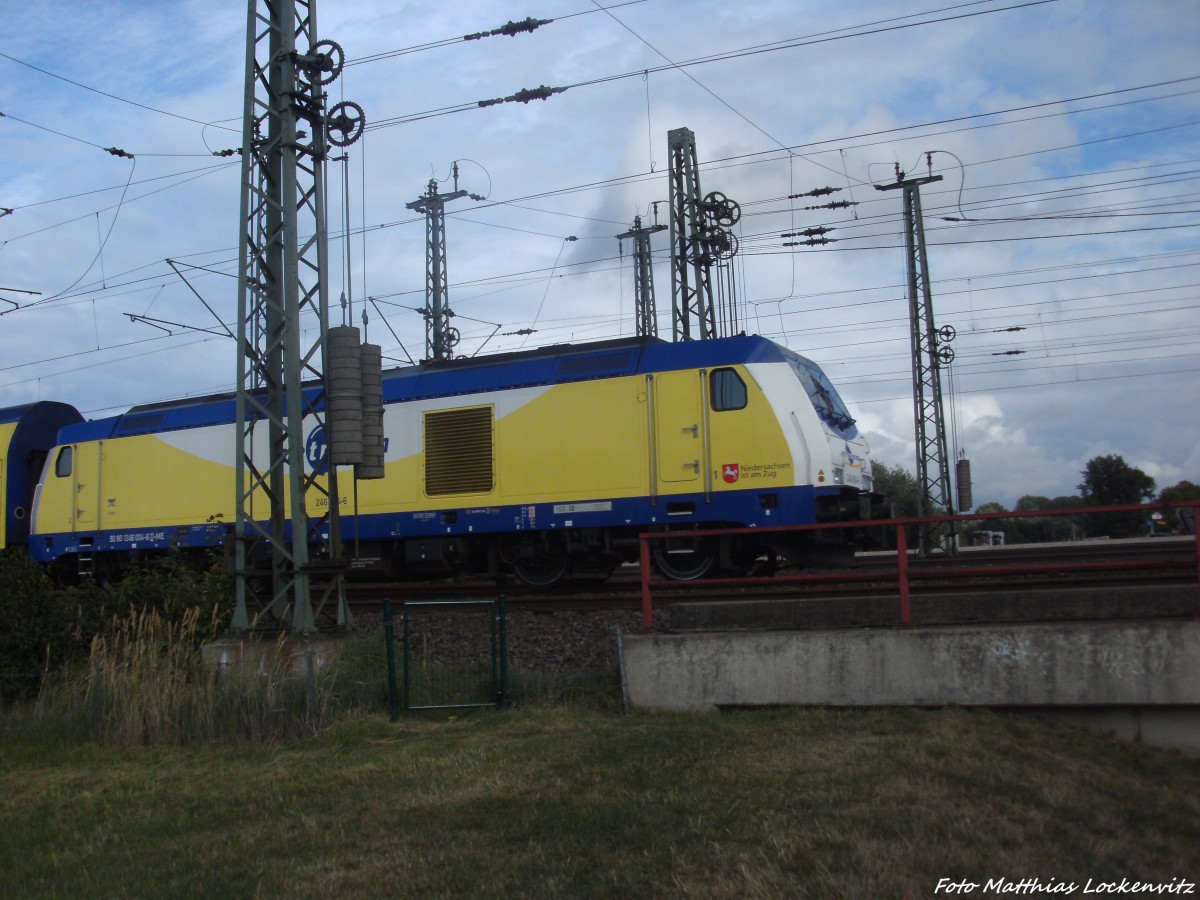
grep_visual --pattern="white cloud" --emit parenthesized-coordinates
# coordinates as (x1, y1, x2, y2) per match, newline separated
(1, 0, 1197, 508)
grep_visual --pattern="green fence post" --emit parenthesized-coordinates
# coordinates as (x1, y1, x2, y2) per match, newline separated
(383, 596, 400, 723)
(498, 594, 509, 709)
(401, 602, 411, 712)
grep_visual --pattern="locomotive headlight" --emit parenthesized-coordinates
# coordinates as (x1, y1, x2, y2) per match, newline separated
(833, 466, 844, 485)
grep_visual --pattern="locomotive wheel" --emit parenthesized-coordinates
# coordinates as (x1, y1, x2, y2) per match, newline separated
(651, 536, 717, 581)
(510, 535, 571, 588)
(513, 552, 570, 588)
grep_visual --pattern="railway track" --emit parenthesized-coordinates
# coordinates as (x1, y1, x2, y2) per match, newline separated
(326, 537, 1197, 678)
(343, 535, 1198, 615)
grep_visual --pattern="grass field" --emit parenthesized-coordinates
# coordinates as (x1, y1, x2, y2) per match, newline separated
(2, 703, 1198, 898)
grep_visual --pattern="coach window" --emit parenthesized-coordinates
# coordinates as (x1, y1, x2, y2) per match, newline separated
(710, 368, 747, 411)
(55, 446, 72, 478)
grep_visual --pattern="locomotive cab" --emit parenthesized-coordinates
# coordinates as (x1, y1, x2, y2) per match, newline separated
(757, 346, 888, 559)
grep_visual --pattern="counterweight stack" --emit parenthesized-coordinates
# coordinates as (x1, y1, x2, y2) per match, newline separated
(359, 342, 385, 481)
(325, 325, 385, 478)
(328, 326, 364, 467)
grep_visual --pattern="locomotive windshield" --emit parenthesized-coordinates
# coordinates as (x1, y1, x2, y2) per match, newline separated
(787, 356, 857, 437)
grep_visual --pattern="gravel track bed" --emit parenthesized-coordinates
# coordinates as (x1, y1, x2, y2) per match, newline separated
(391, 607, 666, 673)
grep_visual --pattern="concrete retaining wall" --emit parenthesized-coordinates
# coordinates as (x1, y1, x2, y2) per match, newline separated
(668, 586, 1199, 631)
(620, 620, 1200, 711)
(201, 635, 339, 677)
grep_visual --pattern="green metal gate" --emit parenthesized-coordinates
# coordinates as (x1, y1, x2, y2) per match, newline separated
(391, 597, 509, 712)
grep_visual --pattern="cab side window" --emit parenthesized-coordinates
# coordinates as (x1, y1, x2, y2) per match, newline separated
(55, 446, 72, 478)
(710, 368, 747, 411)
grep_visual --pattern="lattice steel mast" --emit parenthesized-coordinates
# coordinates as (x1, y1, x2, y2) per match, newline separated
(233, 0, 364, 631)
(617, 215, 666, 338)
(667, 128, 715, 342)
(407, 178, 467, 361)
(667, 127, 742, 341)
(875, 162, 957, 555)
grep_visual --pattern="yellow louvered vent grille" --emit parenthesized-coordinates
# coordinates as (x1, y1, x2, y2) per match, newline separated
(424, 406, 494, 496)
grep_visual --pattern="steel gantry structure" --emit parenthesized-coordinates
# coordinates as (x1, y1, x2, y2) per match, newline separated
(233, 0, 364, 631)
(667, 127, 743, 342)
(407, 178, 468, 361)
(617, 215, 667, 338)
(875, 163, 957, 556)
(667, 127, 716, 342)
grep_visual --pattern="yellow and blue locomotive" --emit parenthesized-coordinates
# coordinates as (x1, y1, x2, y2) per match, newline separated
(22, 334, 882, 585)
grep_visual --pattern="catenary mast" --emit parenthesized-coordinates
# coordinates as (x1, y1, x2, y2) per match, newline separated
(668, 127, 715, 342)
(407, 176, 468, 361)
(232, 0, 364, 631)
(618, 215, 667, 338)
(875, 161, 957, 556)
(667, 127, 743, 341)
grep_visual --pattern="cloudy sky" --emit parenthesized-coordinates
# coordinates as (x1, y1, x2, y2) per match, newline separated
(2, 0, 1197, 508)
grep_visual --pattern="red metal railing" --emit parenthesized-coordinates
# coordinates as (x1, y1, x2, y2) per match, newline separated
(637, 500, 1200, 630)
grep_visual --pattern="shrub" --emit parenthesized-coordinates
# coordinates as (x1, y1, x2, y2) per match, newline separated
(0, 551, 233, 704)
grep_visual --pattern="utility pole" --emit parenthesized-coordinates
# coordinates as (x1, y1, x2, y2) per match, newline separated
(233, 0, 364, 632)
(616, 214, 666, 338)
(875, 160, 957, 556)
(407, 171, 467, 361)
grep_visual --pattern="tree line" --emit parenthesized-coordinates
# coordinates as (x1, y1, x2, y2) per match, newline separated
(873, 454, 1199, 543)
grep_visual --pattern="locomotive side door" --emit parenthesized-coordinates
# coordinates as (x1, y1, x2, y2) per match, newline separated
(653, 370, 703, 485)
(72, 441, 103, 532)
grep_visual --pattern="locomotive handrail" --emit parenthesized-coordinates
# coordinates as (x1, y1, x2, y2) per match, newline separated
(637, 500, 1200, 630)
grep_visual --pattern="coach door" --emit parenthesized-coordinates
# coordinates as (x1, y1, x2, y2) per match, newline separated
(0, 454, 6, 548)
(653, 371, 704, 486)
